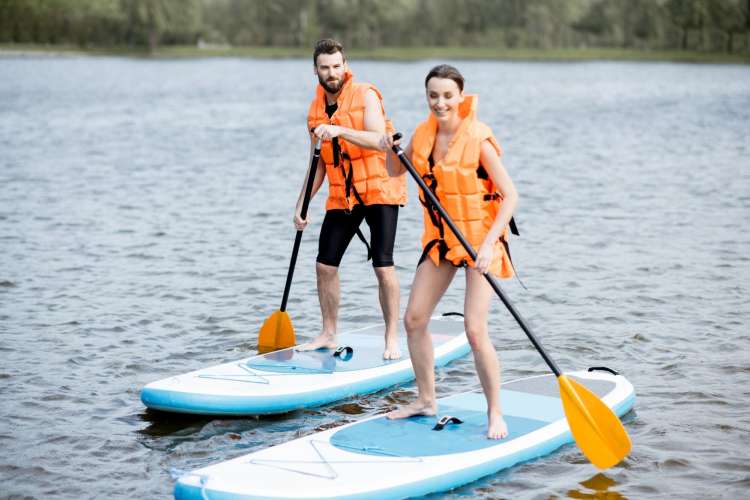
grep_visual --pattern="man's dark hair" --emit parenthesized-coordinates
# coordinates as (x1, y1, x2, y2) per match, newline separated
(425, 64, 465, 92)
(313, 39, 345, 65)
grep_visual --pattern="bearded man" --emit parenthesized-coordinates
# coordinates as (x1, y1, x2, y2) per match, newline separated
(294, 39, 407, 359)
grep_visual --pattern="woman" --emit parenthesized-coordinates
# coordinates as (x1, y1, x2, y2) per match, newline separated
(383, 65, 518, 439)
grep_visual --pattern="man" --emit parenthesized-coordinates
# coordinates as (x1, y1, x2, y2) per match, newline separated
(294, 39, 407, 360)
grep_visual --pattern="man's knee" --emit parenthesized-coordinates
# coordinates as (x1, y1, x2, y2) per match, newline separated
(371, 256, 395, 268)
(373, 265, 397, 283)
(316, 262, 339, 281)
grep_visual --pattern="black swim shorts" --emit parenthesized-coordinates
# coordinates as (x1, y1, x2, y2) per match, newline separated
(317, 204, 399, 268)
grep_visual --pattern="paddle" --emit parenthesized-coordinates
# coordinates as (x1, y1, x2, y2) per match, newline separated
(390, 134, 631, 469)
(258, 139, 322, 353)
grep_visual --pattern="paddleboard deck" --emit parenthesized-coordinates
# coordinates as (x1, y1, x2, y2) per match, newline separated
(173, 369, 635, 499)
(142, 315, 470, 416)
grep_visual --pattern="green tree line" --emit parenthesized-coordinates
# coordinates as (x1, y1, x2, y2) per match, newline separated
(1, 0, 748, 53)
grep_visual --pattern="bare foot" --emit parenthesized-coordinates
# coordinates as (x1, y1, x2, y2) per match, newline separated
(386, 399, 437, 420)
(295, 333, 337, 351)
(383, 337, 401, 360)
(487, 411, 508, 439)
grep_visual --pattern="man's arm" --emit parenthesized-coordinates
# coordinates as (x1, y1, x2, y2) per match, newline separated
(312, 89, 387, 151)
(294, 132, 327, 230)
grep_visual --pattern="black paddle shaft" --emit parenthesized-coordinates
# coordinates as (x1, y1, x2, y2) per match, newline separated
(280, 140, 321, 312)
(391, 136, 562, 377)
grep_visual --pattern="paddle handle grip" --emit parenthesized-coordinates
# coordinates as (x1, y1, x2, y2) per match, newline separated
(280, 140, 322, 312)
(390, 135, 561, 376)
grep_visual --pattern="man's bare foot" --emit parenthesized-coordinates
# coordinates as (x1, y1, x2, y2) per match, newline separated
(383, 336, 401, 360)
(487, 411, 508, 439)
(295, 333, 337, 351)
(386, 399, 437, 420)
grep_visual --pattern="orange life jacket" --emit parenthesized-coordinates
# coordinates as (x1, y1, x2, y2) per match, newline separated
(307, 71, 407, 212)
(411, 95, 518, 278)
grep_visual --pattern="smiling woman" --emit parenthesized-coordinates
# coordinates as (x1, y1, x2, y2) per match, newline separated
(379, 65, 521, 441)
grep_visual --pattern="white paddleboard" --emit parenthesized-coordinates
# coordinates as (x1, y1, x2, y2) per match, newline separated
(173, 369, 635, 499)
(142, 315, 470, 416)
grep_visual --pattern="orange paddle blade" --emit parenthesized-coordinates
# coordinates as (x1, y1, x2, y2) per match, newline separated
(258, 310, 295, 353)
(558, 375, 632, 469)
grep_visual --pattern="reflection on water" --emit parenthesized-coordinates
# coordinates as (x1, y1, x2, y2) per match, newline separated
(567, 473, 624, 499)
(1, 56, 749, 498)
(138, 409, 215, 439)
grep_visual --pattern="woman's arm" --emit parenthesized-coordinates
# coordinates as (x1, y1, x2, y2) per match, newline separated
(474, 139, 519, 274)
(384, 138, 409, 177)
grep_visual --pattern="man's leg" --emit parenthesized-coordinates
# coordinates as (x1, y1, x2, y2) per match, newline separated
(297, 208, 362, 351)
(296, 261, 340, 350)
(374, 266, 400, 359)
(366, 204, 402, 359)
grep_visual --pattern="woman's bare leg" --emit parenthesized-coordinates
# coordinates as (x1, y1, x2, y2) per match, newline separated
(465, 268, 507, 439)
(387, 259, 456, 419)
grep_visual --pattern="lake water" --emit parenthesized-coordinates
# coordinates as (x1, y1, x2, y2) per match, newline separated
(1, 55, 749, 499)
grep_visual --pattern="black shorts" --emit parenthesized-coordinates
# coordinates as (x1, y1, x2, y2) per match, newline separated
(317, 204, 399, 268)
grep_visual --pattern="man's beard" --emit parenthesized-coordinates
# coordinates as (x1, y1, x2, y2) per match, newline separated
(318, 74, 343, 93)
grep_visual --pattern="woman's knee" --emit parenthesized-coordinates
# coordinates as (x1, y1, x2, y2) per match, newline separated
(404, 310, 430, 334)
(464, 322, 489, 350)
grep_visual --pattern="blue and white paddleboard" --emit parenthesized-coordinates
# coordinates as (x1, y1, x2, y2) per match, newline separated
(141, 315, 470, 416)
(173, 369, 635, 499)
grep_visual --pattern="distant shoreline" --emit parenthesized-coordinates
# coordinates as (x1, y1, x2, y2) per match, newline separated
(2, 43, 748, 64)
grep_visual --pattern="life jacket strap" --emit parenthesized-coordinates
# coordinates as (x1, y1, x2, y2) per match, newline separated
(424, 156, 445, 240)
(332, 137, 341, 167)
(355, 227, 372, 261)
(341, 152, 367, 209)
(482, 194, 519, 236)
(418, 238, 460, 270)
(509, 216, 519, 236)
(500, 235, 526, 289)
(328, 142, 371, 260)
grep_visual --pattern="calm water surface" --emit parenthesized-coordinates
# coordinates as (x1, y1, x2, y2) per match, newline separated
(1, 56, 749, 499)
